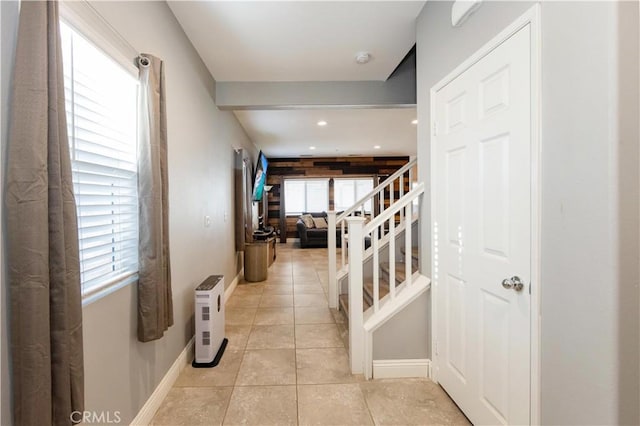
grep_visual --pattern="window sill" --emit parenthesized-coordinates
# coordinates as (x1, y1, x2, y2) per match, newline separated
(82, 272, 139, 307)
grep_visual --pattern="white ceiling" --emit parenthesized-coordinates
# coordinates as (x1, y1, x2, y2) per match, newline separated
(167, 1, 425, 82)
(234, 108, 417, 158)
(168, 2, 422, 158)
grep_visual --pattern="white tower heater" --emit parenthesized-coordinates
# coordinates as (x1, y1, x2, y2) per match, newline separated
(193, 275, 227, 367)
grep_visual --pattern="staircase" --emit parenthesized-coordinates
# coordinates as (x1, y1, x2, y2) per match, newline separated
(327, 158, 417, 309)
(327, 159, 431, 379)
(338, 243, 419, 320)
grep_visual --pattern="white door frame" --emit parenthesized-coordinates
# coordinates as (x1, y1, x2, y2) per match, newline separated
(429, 4, 541, 425)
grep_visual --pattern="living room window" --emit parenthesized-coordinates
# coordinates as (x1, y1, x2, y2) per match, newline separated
(60, 21, 139, 303)
(284, 179, 329, 215)
(334, 178, 375, 213)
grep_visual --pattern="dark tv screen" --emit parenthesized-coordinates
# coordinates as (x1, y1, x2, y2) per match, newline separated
(252, 152, 268, 202)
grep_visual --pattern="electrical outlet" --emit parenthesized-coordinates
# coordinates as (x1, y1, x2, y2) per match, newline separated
(204, 215, 211, 227)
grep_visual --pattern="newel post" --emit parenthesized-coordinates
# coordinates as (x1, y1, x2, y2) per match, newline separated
(346, 216, 366, 374)
(327, 211, 338, 309)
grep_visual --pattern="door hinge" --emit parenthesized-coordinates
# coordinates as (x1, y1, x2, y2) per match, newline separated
(435, 341, 439, 356)
(433, 122, 437, 136)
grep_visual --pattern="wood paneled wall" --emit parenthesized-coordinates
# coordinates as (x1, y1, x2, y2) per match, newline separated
(265, 156, 410, 241)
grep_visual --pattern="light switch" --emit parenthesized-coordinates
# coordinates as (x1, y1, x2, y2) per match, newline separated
(204, 215, 211, 227)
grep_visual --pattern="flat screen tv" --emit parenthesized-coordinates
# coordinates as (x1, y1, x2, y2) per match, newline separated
(252, 151, 268, 202)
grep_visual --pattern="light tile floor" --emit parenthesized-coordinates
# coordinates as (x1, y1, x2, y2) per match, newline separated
(152, 243, 470, 426)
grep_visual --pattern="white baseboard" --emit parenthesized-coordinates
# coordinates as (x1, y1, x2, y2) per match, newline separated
(372, 359, 431, 379)
(130, 337, 195, 425)
(224, 270, 242, 304)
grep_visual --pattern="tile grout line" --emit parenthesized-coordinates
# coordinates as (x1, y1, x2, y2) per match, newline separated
(292, 266, 300, 426)
(358, 375, 377, 426)
(220, 275, 259, 426)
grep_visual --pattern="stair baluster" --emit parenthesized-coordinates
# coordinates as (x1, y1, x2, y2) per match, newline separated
(405, 204, 412, 287)
(372, 233, 380, 313)
(399, 173, 404, 224)
(389, 214, 396, 300)
(327, 211, 338, 308)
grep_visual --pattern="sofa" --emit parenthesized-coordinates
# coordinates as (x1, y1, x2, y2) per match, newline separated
(296, 212, 342, 248)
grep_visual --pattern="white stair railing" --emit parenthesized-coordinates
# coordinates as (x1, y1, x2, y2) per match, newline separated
(346, 182, 425, 375)
(327, 158, 417, 308)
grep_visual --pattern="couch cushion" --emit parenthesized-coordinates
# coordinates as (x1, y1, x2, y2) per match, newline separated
(306, 229, 327, 238)
(312, 217, 328, 229)
(300, 214, 315, 228)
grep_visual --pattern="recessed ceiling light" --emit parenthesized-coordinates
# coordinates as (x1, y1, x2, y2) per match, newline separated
(411, 119, 418, 125)
(373, 145, 381, 150)
(317, 120, 328, 126)
(309, 146, 316, 150)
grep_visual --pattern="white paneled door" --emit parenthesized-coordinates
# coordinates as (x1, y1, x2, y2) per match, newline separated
(433, 24, 532, 425)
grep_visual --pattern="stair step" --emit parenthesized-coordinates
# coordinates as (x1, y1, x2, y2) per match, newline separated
(339, 263, 418, 322)
(339, 293, 371, 318)
(340, 279, 392, 316)
(399, 246, 419, 262)
(363, 278, 390, 305)
(380, 262, 418, 284)
(339, 262, 419, 321)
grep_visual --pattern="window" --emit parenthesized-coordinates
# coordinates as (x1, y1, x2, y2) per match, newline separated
(284, 179, 329, 215)
(334, 178, 374, 213)
(61, 21, 139, 300)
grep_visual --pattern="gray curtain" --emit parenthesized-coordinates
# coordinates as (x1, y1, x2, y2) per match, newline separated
(234, 149, 245, 251)
(5, 1, 84, 425)
(244, 157, 254, 244)
(137, 54, 173, 342)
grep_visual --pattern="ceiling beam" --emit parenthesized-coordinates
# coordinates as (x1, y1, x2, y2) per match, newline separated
(215, 50, 416, 110)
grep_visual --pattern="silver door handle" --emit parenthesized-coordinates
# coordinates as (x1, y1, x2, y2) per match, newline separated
(501, 276, 524, 292)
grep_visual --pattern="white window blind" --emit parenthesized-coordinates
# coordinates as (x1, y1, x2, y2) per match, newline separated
(284, 179, 329, 215)
(60, 21, 139, 298)
(334, 178, 374, 212)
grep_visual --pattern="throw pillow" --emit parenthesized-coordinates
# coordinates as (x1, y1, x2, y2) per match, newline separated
(300, 214, 315, 228)
(312, 217, 328, 229)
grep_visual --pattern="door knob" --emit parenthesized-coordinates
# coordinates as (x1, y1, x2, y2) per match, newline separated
(501, 276, 524, 292)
